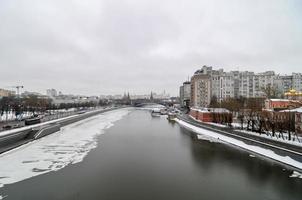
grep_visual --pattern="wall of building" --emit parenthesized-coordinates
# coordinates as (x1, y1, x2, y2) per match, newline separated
(0, 88, 15, 97)
(190, 74, 211, 107)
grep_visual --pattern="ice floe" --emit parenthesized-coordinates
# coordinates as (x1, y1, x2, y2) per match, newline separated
(289, 171, 302, 179)
(0, 108, 131, 188)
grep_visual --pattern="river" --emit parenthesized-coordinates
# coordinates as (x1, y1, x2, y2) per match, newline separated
(0, 108, 301, 200)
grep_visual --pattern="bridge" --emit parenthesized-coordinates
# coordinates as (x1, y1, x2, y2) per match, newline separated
(132, 99, 173, 107)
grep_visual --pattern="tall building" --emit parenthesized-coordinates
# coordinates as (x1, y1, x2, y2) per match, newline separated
(46, 89, 57, 97)
(179, 86, 184, 107)
(292, 73, 302, 92)
(190, 73, 211, 107)
(274, 75, 293, 95)
(183, 81, 191, 106)
(179, 81, 191, 107)
(185, 65, 302, 108)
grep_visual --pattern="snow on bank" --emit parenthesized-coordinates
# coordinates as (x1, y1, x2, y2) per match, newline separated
(175, 119, 302, 171)
(206, 121, 302, 148)
(0, 108, 131, 188)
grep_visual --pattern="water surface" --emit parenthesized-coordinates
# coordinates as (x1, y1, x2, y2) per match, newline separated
(0, 109, 301, 200)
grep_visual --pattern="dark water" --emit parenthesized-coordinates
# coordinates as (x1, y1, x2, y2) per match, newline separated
(1, 110, 302, 200)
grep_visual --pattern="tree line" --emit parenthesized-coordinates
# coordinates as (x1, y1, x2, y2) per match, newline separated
(0, 95, 108, 118)
(209, 96, 300, 141)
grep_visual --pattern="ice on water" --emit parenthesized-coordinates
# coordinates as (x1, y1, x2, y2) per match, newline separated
(0, 109, 130, 188)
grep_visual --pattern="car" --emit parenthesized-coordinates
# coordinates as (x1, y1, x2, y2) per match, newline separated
(2, 125, 12, 130)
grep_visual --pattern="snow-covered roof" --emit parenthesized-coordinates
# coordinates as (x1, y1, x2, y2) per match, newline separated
(268, 99, 290, 102)
(280, 107, 302, 113)
(190, 107, 230, 113)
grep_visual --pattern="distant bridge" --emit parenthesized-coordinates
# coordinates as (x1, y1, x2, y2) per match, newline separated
(132, 99, 172, 107)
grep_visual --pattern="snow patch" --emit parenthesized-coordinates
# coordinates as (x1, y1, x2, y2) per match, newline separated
(0, 108, 131, 189)
(289, 171, 302, 179)
(197, 132, 224, 143)
(176, 119, 302, 171)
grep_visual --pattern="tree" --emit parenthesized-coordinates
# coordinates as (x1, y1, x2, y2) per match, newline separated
(261, 84, 279, 98)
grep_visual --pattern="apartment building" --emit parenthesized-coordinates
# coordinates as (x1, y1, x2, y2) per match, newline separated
(190, 73, 211, 107)
(292, 73, 302, 92)
(181, 65, 302, 108)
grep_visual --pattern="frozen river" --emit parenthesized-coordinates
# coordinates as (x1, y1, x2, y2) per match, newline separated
(0, 108, 301, 200)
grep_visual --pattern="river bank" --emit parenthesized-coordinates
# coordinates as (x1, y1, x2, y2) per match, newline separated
(176, 114, 302, 172)
(0, 106, 126, 154)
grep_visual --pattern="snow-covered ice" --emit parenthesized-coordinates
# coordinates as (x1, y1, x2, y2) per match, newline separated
(196, 133, 225, 144)
(176, 119, 302, 171)
(0, 195, 7, 199)
(289, 171, 302, 179)
(0, 108, 131, 189)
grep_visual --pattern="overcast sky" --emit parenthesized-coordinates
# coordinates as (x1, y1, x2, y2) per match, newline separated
(0, 0, 301, 96)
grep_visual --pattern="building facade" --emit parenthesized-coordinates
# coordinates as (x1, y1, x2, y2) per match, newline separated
(46, 89, 57, 97)
(183, 65, 302, 108)
(179, 86, 184, 107)
(0, 88, 15, 97)
(190, 73, 211, 107)
(183, 81, 191, 107)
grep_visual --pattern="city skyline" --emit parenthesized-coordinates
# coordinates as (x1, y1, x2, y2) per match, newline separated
(1, 0, 302, 96)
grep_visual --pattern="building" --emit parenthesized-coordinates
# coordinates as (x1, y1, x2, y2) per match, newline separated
(179, 86, 184, 107)
(253, 71, 275, 97)
(264, 99, 290, 110)
(185, 65, 302, 109)
(220, 71, 235, 100)
(189, 107, 231, 123)
(179, 81, 191, 107)
(190, 73, 211, 107)
(183, 81, 191, 107)
(274, 75, 293, 95)
(264, 99, 292, 111)
(292, 73, 302, 92)
(284, 89, 302, 100)
(46, 89, 58, 97)
(0, 88, 15, 97)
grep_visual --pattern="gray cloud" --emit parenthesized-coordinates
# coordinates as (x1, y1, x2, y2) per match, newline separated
(0, 0, 301, 95)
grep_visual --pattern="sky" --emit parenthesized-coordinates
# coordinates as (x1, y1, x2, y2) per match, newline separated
(0, 0, 301, 96)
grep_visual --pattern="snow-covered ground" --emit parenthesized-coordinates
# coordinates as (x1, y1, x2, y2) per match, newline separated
(0, 108, 131, 190)
(0, 107, 110, 137)
(176, 118, 302, 174)
(205, 121, 302, 147)
(0, 111, 33, 122)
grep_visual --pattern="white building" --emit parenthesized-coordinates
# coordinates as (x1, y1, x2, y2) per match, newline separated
(188, 65, 302, 108)
(292, 73, 302, 92)
(46, 89, 57, 97)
